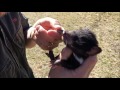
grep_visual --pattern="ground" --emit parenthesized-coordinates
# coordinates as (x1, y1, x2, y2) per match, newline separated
(23, 12, 120, 78)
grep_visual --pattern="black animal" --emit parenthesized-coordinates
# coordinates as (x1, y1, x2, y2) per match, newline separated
(46, 29, 102, 70)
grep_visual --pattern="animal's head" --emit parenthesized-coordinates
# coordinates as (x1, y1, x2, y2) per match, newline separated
(62, 29, 102, 57)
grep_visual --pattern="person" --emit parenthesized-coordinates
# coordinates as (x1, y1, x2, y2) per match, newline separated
(0, 12, 97, 78)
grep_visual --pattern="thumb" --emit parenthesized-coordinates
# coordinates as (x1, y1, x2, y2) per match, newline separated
(59, 47, 72, 60)
(54, 47, 72, 65)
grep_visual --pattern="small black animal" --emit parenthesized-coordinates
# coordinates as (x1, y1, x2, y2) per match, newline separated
(46, 29, 102, 70)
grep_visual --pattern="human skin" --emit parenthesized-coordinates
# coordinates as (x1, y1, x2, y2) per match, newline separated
(26, 17, 64, 50)
(49, 47, 97, 78)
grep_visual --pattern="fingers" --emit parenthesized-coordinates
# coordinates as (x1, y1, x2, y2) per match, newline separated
(33, 25, 48, 39)
(33, 17, 64, 30)
(32, 17, 64, 50)
(50, 18, 65, 31)
(33, 25, 51, 49)
(27, 27, 36, 39)
(38, 38, 59, 50)
(47, 30, 62, 42)
(33, 25, 43, 39)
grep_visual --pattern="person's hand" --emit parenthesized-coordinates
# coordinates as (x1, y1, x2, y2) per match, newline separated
(48, 47, 98, 78)
(32, 17, 64, 50)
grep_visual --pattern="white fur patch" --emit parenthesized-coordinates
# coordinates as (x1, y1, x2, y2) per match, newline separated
(73, 53, 83, 64)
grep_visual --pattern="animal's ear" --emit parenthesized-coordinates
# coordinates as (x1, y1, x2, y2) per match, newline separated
(87, 46, 102, 56)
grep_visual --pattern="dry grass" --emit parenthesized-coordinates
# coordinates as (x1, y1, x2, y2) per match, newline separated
(23, 12, 120, 78)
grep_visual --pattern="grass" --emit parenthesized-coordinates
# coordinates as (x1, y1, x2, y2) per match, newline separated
(23, 12, 120, 78)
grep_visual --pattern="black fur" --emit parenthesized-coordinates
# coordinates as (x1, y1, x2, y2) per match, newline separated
(60, 29, 102, 69)
(46, 29, 102, 70)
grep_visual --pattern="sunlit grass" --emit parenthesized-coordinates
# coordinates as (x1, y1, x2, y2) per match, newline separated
(23, 12, 120, 78)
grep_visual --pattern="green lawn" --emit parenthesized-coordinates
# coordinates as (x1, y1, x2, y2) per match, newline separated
(23, 12, 120, 78)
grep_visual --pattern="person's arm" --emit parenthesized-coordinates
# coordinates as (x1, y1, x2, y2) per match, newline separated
(49, 47, 97, 78)
(72, 55, 97, 78)
(19, 12, 36, 48)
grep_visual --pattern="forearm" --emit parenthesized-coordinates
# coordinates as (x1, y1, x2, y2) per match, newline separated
(74, 56, 97, 78)
(25, 27, 36, 48)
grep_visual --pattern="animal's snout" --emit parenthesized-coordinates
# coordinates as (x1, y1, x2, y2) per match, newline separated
(63, 32, 70, 38)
